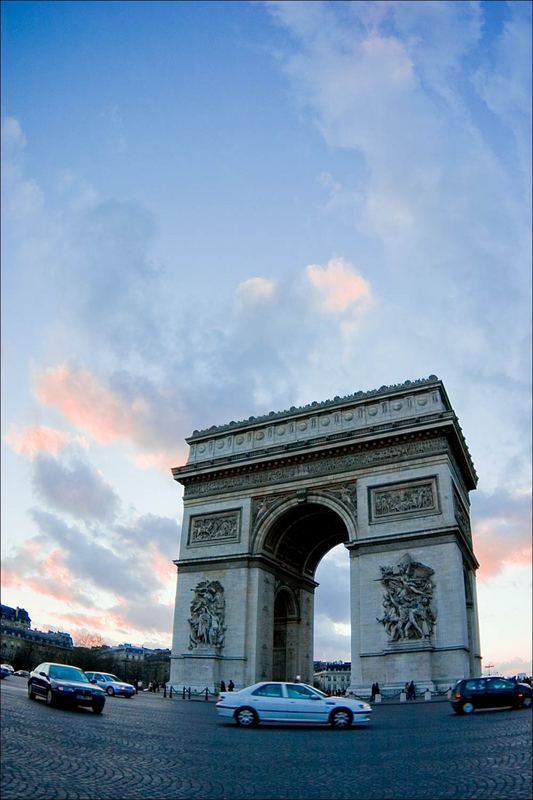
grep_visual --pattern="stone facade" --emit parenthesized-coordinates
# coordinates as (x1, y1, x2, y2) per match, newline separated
(169, 376, 481, 693)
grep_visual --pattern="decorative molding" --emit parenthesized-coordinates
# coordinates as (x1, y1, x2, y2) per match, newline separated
(183, 436, 448, 499)
(321, 482, 357, 515)
(453, 485, 472, 544)
(250, 481, 357, 535)
(188, 510, 241, 547)
(190, 376, 441, 438)
(369, 477, 439, 523)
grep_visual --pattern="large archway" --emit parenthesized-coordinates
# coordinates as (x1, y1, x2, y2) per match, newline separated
(258, 502, 350, 681)
(169, 377, 481, 694)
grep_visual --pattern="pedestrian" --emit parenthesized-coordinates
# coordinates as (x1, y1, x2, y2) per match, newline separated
(371, 682, 376, 701)
(228, 679, 235, 692)
(408, 680, 416, 700)
(134, 678, 139, 695)
(220, 680, 226, 692)
(375, 681, 380, 698)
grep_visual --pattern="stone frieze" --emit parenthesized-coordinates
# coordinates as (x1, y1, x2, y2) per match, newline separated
(453, 486, 472, 543)
(183, 437, 448, 499)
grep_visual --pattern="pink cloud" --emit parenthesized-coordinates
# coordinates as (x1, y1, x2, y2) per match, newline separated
(133, 451, 182, 473)
(473, 515, 532, 579)
(4, 424, 83, 458)
(306, 258, 372, 314)
(147, 543, 175, 586)
(34, 365, 185, 467)
(35, 366, 129, 444)
(2, 539, 96, 607)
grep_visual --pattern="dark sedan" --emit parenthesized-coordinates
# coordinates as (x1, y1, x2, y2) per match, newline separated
(451, 676, 532, 714)
(28, 662, 106, 713)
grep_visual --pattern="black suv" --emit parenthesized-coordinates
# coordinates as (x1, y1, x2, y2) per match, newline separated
(451, 677, 532, 714)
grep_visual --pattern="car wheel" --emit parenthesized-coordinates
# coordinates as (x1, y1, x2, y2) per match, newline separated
(330, 708, 353, 729)
(46, 689, 56, 707)
(27, 683, 36, 700)
(106, 687, 115, 696)
(92, 699, 105, 714)
(462, 701, 475, 714)
(234, 707, 258, 727)
(522, 696, 532, 709)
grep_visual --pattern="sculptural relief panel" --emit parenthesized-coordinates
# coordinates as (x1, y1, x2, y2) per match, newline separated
(188, 509, 241, 546)
(376, 553, 436, 643)
(369, 477, 439, 523)
(188, 580, 226, 650)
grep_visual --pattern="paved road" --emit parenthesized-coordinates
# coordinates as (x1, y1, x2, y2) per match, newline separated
(1, 679, 531, 799)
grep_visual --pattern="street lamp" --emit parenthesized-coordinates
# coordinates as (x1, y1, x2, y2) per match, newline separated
(485, 662, 495, 676)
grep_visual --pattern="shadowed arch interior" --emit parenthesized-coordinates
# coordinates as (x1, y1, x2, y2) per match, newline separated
(262, 502, 349, 578)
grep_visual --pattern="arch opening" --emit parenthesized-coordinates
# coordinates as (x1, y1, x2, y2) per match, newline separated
(265, 502, 350, 682)
(262, 502, 349, 579)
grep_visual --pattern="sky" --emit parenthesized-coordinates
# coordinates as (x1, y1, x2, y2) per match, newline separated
(1, 0, 531, 675)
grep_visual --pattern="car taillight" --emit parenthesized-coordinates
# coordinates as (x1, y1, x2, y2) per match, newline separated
(518, 693, 523, 698)
(454, 693, 461, 699)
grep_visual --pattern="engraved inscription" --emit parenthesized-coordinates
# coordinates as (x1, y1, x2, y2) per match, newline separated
(188, 510, 241, 546)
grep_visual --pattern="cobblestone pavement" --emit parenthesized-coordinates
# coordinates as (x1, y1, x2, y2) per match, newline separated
(1, 679, 531, 799)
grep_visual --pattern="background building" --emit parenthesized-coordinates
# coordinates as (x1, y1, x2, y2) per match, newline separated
(0, 604, 170, 685)
(313, 661, 352, 695)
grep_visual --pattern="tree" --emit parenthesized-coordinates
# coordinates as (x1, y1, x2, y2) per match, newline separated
(73, 630, 105, 648)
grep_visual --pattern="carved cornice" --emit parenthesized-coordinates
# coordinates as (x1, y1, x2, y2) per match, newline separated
(189, 375, 443, 438)
(182, 433, 449, 499)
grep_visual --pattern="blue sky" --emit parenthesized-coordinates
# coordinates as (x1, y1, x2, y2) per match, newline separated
(1, 0, 531, 674)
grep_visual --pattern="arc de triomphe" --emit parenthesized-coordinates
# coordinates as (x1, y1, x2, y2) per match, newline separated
(169, 376, 481, 694)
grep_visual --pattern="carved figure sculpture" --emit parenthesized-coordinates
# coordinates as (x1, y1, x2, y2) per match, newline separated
(376, 554, 436, 641)
(188, 580, 226, 650)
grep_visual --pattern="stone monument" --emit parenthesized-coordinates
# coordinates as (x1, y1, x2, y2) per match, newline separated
(169, 376, 481, 694)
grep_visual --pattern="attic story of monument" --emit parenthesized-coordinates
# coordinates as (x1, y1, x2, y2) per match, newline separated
(168, 376, 481, 693)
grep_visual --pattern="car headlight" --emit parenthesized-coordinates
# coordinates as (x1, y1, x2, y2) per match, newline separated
(357, 703, 371, 711)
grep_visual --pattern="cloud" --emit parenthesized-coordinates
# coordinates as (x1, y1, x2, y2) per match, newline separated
(2, 495, 179, 641)
(113, 513, 179, 559)
(306, 257, 372, 314)
(1, 540, 96, 608)
(236, 276, 277, 307)
(472, 489, 532, 578)
(34, 365, 187, 467)
(4, 424, 87, 458)
(1, 116, 27, 156)
(32, 454, 120, 523)
(2, 1, 531, 656)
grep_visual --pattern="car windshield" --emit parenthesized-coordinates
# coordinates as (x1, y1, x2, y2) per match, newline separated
(48, 666, 88, 682)
(104, 674, 119, 682)
(310, 687, 328, 698)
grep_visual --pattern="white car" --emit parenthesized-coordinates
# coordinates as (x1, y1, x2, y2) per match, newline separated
(84, 671, 135, 697)
(216, 681, 372, 729)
